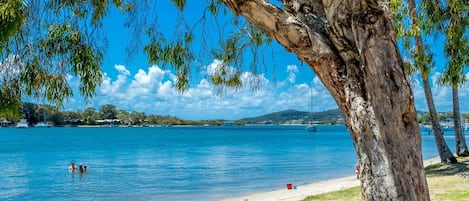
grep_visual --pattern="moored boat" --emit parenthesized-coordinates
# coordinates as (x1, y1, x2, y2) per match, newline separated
(16, 119, 29, 128)
(34, 122, 52, 127)
(306, 87, 318, 132)
(305, 124, 318, 132)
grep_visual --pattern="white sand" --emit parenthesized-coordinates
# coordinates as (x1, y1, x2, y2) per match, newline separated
(218, 157, 441, 201)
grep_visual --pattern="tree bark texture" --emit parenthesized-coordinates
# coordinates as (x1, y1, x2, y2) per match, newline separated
(452, 86, 469, 156)
(407, 0, 456, 163)
(221, 0, 430, 200)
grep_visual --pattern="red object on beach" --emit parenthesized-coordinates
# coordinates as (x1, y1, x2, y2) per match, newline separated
(286, 183, 293, 190)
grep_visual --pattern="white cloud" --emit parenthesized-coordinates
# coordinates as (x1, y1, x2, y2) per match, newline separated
(313, 76, 322, 86)
(100, 72, 128, 95)
(431, 72, 442, 86)
(127, 65, 167, 97)
(287, 65, 298, 72)
(287, 64, 299, 83)
(62, 59, 469, 120)
(205, 59, 236, 77)
(114, 64, 130, 76)
(79, 61, 335, 120)
(410, 73, 469, 113)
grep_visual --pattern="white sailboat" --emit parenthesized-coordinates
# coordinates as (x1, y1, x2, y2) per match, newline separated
(305, 87, 318, 132)
(35, 106, 51, 127)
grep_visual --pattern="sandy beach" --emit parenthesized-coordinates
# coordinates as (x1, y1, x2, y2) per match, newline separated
(219, 157, 441, 201)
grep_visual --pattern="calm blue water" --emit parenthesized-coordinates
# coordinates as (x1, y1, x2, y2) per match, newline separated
(0, 125, 457, 201)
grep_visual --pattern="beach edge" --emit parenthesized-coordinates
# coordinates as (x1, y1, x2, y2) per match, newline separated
(218, 157, 441, 201)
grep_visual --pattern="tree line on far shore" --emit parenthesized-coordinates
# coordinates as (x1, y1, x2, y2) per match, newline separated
(0, 102, 229, 127)
(1, 102, 467, 127)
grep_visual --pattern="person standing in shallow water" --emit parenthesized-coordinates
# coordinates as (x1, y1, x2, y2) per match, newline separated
(69, 161, 76, 172)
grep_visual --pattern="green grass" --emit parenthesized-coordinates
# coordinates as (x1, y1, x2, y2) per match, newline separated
(427, 175, 469, 200)
(303, 157, 469, 201)
(302, 186, 361, 201)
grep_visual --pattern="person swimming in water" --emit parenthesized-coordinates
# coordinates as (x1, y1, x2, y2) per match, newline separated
(78, 165, 89, 174)
(68, 161, 76, 172)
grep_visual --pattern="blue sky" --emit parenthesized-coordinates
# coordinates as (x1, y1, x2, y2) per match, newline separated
(62, 2, 469, 120)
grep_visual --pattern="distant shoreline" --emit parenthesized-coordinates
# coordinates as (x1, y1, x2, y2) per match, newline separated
(0, 124, 343, 128)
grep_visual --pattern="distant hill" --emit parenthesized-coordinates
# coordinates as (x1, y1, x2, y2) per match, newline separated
(238, 109, 344, 124)
(237, 109, 440, 125)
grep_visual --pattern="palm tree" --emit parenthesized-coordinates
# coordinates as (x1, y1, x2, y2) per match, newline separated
(438, 1, 469, 156)
(395, 0, 456, 162)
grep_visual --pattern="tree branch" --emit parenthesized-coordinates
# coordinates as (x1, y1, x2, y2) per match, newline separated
(220, 0, 334, 62)
(220, 0, 347, 110)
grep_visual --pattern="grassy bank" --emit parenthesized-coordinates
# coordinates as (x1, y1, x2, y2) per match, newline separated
(303, 157, 469, 201)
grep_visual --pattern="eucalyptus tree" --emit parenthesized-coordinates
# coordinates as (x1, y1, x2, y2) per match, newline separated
(1, 0, 431, 199)
(149, 1, 429, 199)
(437, 0, 469, 156)
(1, 0, 107, 113)
(393, 0, 456, 163)
(0, 0, 23, 50)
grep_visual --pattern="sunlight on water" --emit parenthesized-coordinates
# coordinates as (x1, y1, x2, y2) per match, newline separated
(0, 126, 454, 200)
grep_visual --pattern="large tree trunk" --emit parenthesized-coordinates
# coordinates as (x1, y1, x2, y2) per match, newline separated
(453, 86, 469, 156)
(407, 0, 456, 163)
(222, 0, 430, 200)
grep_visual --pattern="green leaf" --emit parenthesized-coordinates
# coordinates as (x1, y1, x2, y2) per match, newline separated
(0, 0, 24, 51)
(208, 0, 219, 15)
(170, 0, 186, 11)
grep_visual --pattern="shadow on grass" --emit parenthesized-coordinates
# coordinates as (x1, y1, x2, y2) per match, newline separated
(425, 156, 469, 177)
(303, 156, 469, 201)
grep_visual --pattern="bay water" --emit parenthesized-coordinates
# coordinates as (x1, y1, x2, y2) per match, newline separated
(0, 125, 456, 200)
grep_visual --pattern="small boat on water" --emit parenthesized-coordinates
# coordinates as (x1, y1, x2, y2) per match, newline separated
(16, 119, 29, 128)
(306, 87, 318, 132)
(35, 106, 51, 127)
(305, 124, 318, 132)
(34, 122, 52, 127)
